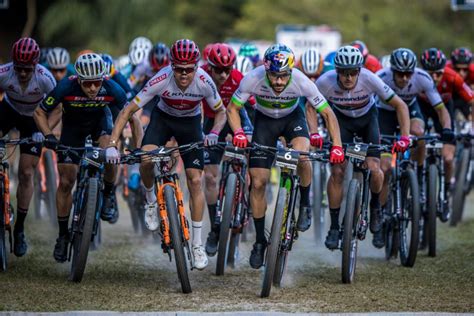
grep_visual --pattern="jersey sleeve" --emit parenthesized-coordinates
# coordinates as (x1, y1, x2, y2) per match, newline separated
(367, 70, 395, 102)
(38, 66, 57, 94)
(199, 71, 223, 111)
(40, 78, 70, 113)
(230, 72, 255, 107)
(132, 70, 168, 108)
(454, 74, 474, 102)
(418, 71, 443, 107)
(108, 79, 128, 111)
(298, 71, 329, 112)
(0, 64, 11, 93)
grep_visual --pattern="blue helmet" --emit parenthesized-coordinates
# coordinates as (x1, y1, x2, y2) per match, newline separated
(100, 53, 115, 75)
(263, 44, 295, 72)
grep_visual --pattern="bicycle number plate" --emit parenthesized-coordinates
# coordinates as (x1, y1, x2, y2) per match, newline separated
(84, 148, 105, 166)
(275, 149, 300, 170)
(151, 156, 171, 162)
(426, 142, 443, 149)
(224, 145, 246, 161)
(345, 143, 368, 161)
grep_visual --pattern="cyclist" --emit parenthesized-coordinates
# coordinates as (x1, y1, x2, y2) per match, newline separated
(351, 40, 382, 73)
(101, 53, 134, 101)
(200, 43, 253, 256)
(238, 42, 261, 67)
(299, 47, 324, 81)
(375, 48, 450, 247)
(419, 48, 473, 220)
(227, 44, 343, 269)
(0, 37, 56, 257)
(200, 43, 214, 67)
(46, 47, 75, 82)
(447, 47, 474, 120)
(234, 55, 254, 75)
(128, 36, 153, 68)
(316, 46, 410, 250)
(33, 53, 141, 263)
(105, 39, 226, 270)
(322, 50, 336, 74)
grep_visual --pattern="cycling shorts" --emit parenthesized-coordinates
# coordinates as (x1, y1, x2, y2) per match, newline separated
(0, 99, 42, 157)
(378, 100, 424, 136)
(142, 107, 204, 170)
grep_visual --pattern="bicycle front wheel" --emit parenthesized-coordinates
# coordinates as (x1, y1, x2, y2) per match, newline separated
(70, 177, 99, 282)
(312, 161, 325, 243)
(342, 179, 360, 284)
(427, 164, 438, 257)
(164, 185, 192, 294)
(399, 168, 420, 267)
(216, 173, 238, 276)
(44, 150, 58, 225)
(451, 148, 469, 226)
(0, 177, 7, 272)
(261, 187, 286, 298)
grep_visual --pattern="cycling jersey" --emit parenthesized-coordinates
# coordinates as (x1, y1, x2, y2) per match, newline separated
(133, 65, 222, 117)
(364, 54, 383, 73)
(435, 67, 474, 103)
(376, 67, 442, 111)
(446, 61, 474, 87)
(316, 68, 395, 118)
(128, 58, 156, 90)
(109, 71, 134, 100)
(231, 65, 328, 119)
(40, 75, 127, 126)
(0, 62, 56, 116)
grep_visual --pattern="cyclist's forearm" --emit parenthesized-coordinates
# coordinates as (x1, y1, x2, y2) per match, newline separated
(435, 105, 452, 129)
(128, 113, 143, 148)
(392, 96, 410, 136)
(33, 107, 53, 136)
(320, 107, 342, 147)
(226, 102, 242, 132)
(305, 103, 318, 134)
(110, 102, 139, 146)
(211, 107, 227, 134)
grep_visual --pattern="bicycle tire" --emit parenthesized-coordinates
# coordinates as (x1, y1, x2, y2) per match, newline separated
(90, 220, 101, 251)
(384, 191, 397, 260)
(33, 169, 42, 220)
(43, 150, 58, 225)
(164, 185, 192, 294)
(399, 168, 420, 267)
(69, 177, 99, 282)
(312, 161, 324, 243)
(261, 187, 286, 298)
(451, 148, 469, 226)
(216, 173, 238, 276)
(127, 189, 141, 233)
(0, 178, 7, 272)
(427, 164, 438, 257)
(227, 232, 239, 269)
(342, 179, 360, 284)
(273, 246, 288, 287)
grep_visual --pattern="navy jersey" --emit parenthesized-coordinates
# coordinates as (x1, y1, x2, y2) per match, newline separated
(111, 72, 135, 100)
(41, 75, 127, 125)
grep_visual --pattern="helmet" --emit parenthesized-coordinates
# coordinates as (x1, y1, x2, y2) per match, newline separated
(149, 42, 170, 71)
(100, 53, 115, 76)
(170, 39, 200, 65)
(115, 55, 130, 72)
(380, 55, 391, 68)
(208, 43, 236, 68)
(300, 48, 323, 76)
(334, 46, 364, 69)
(47, 47, 70, 69)
(75, 53, 106, 80)
(40, 47, 52, 65)
(128, 36, 152, 66)
(390, 48, 417, 72)
(202, 43, 215, 63)
(12, 37, 40, 66)
(420, 48, 446, 71)
(239, 42, 260, 65)
(350, 40, 369, 58)
(263, 44, 295, 72)
(234, 55, 254, 75)
(451, 47, 473, 65)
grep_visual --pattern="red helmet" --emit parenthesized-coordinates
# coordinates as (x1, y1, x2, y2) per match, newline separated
(170, 39, 200, 65)
(202, 43, 215, 63)
(12, 37, 40, 66)
(350, 40, 369, 58)
(207, 43, 236, 68)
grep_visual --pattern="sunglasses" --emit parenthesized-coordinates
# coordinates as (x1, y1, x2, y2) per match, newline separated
(212, 66, 232, 75)
(428, 70, 444, 77)
(13, 65, 35, 73)
(267, 71, 291, 79)
(454, 66, 469, 73)
(172, 65, 197, 74)
(337, 68, 360, 77)
(394, 70, 414, 77)
(80, 79, 103, 88)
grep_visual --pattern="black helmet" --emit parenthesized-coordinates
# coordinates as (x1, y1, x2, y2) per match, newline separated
(451, 47, 473, 65)
(390, 48, 417, 73)
(420, 48, 446, 71)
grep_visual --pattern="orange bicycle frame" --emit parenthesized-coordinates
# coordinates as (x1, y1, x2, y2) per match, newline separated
(1, 170, 10, 227)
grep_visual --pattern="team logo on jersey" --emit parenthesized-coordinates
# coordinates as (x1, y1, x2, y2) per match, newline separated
(149, 73, 167, 86)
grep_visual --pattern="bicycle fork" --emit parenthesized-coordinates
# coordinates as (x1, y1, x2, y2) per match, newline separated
(356, 169, 371, 240)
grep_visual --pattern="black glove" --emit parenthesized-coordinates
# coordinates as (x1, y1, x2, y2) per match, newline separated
(44, 134, 59, 150)
(440, 128, 455, 143)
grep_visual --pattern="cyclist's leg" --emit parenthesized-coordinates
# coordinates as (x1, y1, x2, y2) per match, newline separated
(410, 100, 427, 185)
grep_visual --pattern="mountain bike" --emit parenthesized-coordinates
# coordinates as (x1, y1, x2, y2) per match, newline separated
(380, 135, 420, 267)
(212, 143, 250, 275)
(252, 143, 329, 298)
(0, 138, 31, 272)
(33, 148, 58, 225)
(120, 142, 203, 294)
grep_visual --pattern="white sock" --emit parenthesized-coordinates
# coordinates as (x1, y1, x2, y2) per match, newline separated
(192, 221, 203, 247)
(145, 185, 156, 204)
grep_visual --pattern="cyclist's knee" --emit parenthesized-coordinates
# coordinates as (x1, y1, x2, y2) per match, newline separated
(58, 174, 75, 192)
(410, 120, 424, 136)
(380, 157, 392, 175)
(330, 165, 345, 183)
(186, 172, 203, 190)
(251, 175, 268, 193)
(18, 167, 34, 184)
(204, 171, 217, 188)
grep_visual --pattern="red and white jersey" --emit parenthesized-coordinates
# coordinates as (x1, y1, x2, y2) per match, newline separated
(133, 65, 222, 117)
(0, 63, 56, 116)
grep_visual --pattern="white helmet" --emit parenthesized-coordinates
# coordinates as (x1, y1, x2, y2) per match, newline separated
(75, 53, 105, 80)
(47, 47, 70, 69)
(380, 54, 391, 68)
(114, 55, 130, 71)
(300, 48, 323, 75)
(128, 36, 152, 66)
(334, 45, 364, 69)
(234, 55, 254, 75)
